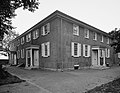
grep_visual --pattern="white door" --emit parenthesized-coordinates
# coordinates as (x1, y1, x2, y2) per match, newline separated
(34, 50, 39, 67)
(92, 50, 98, 66)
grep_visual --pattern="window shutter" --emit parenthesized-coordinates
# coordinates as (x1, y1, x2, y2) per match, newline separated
(71, 42, 74, 56)
(47, 23, 50, 33)
(83, 44, 85, 56)
(88, 30, 89, 38)
(88, 45, 90, 57)
(41, 43, 45, 57)
(41, 26, 45, 35)
(78, 43, 81, 56)
(105, 48, 107, 58)
(108, 49, 110, 58)
(47, 42, 50, 57)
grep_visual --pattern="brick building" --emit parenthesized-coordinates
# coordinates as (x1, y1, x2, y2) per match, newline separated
(9, 10, 119, 70)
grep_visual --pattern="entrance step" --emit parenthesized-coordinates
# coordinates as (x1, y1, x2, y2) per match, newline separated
(90, 66, 109, 70)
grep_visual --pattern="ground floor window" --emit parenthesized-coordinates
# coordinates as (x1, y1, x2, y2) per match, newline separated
(83, 44, 90, 57)
(17, 50, 20, 59)
(41, 42, 50, 57)
(105, 48, 110, 58)
(21, 49, 24, 58)
(71, 42, 81, 57)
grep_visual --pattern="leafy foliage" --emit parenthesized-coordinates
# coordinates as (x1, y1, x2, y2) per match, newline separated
(0, 0, 39, 39)
(2, 31, 19, 52)
(109, 28, 120, 53)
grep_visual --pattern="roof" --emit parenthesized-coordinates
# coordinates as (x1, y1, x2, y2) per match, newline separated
(11, 10, 112, 43)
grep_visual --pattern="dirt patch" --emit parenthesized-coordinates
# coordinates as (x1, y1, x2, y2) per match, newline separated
(86, 78, 120, 93)
(0, 70, 25, 86)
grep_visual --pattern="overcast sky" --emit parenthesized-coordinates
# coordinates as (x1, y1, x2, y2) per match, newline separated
(12, 0, 120, 35)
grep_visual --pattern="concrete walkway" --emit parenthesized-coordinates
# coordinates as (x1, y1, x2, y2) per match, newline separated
(2, 66, 120, 93)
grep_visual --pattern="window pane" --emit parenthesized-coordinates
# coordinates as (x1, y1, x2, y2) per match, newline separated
(74, 43, 78, 55)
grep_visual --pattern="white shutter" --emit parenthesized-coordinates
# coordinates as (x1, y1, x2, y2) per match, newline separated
(78, 43, 81, 56)
(105, 48, 108, 58)
(41, 26, 45, 35)
(47, 42, 50, 57)
(71, 42, 74, 56)
(41, 43, 45, 57)
(108, 49, 110, 58)
(47, 23, 50, 33)
(87, 30, 89, 38)
(83, 44, 85, 57)
(88, 45, 90, 57)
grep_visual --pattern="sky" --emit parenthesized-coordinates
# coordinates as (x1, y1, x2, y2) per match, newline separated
(12, 0, 120, 35)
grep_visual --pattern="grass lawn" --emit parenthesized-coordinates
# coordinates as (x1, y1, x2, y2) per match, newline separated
(86, 78, 120, 93)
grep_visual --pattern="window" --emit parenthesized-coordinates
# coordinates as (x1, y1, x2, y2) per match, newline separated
(100, 35, 103, 42)
(41, 42, 50, 57)
(26, 33, 31, 42)
(73, 24, 79, 36)
(84, 28, 89, 38)
(17, 50, 20, 59)
(41, 23, 50, 36)
(21, 49, 24, 58)
(83, 44, 90, 57)
(93, 32, 97, 40)
(21, 37, 25, 44)
(71, 42, 81, 57)
(17, 39, 20, 46)
(33, 29, 39, 39)
(105, 48, 110, 58)
(107, 38, 110, 44)
(118, 53, 120, 58)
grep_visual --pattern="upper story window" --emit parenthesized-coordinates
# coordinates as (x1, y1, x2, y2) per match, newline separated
(21, 37, 25, 45)
(41, 23, 50, 36)
(26, 33, 31, 42)
(93, 32, 97, 40)
(17, 39, 20, 46)
(73, 24, 79, 36)
(107, 38, 110, 44)
(84, 28, 89, 39)
(33, 29, 39, 39)
(100, 35, 103, 42)
(83, 44, 90, 57)
(41, 42, 50, 57)
(71, 42, 81, 57)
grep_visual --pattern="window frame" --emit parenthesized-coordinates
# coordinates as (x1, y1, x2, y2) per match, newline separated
(21, 49, 24, 58)
(33, 29, 39, 39)
(21, 37, 25, 45)
(93, 32, 97, 40)
(105, 48, 110, 58)
(73, 24, 79, 36)
(71, 42, 81, 57)
(83, 44, 90, 57)
(41, 23, 50, 36)
(26, 33, 31, 42)
(100, 35, 104, 43)
(84, 28, 89, 39)
(41, 42, 50, 57)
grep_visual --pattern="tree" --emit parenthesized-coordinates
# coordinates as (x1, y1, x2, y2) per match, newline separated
(0, 0, 39, 40)
(2, 30, 19, 51)
(109, 28, 120, 53)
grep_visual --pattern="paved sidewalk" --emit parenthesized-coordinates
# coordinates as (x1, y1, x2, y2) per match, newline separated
(2, 66, 120, 93)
